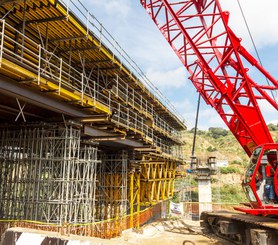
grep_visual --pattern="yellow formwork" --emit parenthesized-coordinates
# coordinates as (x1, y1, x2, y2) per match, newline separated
(139, 155, 177, 205)
(1, 58, 111, 114)
(0, 0, 186, 131)
(129, 171, 141, 228)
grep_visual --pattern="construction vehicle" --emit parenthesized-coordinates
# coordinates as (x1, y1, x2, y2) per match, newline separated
(140, 0, 278, 243)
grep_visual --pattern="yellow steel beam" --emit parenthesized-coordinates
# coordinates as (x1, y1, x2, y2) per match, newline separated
(138, 157, 178, 205)
(129, 172, 134, 227)
(1, 58, 111, 115)
(135, 172, 140, 228)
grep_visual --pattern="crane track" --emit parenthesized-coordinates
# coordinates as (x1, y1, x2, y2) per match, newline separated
(201, 211, 278, 245)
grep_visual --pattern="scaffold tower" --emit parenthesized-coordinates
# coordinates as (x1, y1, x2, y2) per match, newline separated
(0, 124, 98, 224)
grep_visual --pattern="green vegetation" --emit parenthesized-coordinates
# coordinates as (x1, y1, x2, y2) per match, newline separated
(208, 127, 228, 139)
(230, 160, 243, 166)
(207, 146, 217, 152)
(182, 124, 278, 164)
(220, 166, 240, 174)
(212, 184, 248, 204)
(181, 128, 248, 164)
(268, 124, 278, 142)
(176, 125, 278, 206)
(268, 123, 278, 131)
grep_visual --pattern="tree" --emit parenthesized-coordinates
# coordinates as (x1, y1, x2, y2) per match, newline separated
(208, 127, 228, 139)
(189, 127, 205, 135)
(268, 123, 278, 131)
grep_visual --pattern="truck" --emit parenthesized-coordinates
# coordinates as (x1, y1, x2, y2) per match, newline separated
(140, 0, 278, 244)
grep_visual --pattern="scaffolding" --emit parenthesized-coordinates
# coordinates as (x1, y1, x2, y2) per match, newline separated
(94, 150, 128, 236)
(0, 19, 183, 158)
(180, 175, 193, 220)
(96, 151, 128, 220)
(0, 0, 187, 239)
(139, 154, 176, 206)
(0, 124, 98, 225)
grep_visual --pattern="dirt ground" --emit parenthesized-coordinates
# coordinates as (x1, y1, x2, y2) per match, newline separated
(69, 219, 234, 245)
(111, 219, 233, 245)
(3, 219, 234, 245)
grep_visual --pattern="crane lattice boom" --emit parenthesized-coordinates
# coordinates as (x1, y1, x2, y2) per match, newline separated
(140, 0, 278, 156)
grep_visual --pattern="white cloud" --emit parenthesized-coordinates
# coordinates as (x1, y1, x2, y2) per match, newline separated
(183, 107, 227, 131)
(221, 0, 278, 49)
(146, 67, 187, 90)
(173, 98, 195, 111)
(258, 99, 278, 114)
(258, 99, 278, 126)
(86, 0, 131, 19)
(84, 1, 278, 131)
(198, 108, 226, 130)
(173, 97, 227, 130)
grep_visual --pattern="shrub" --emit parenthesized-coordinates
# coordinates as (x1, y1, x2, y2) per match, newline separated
(215, 184, 248, 203)
(207, 146, 217, 152)
(189, 127, 206, 135)
(268, 123, 278, 131)
(208, 127, 228, 139)
(220, 166, 240, 174)
(230, 160, 242, 166)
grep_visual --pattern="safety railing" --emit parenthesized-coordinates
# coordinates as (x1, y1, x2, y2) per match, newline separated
(110, 75, 154, 119)
(0, 19, 183, 159)
(0, 20, 111, 111)
(110, 74, 182, 142)
(153, 114, 183, 142)
(61, 0, 186, 126)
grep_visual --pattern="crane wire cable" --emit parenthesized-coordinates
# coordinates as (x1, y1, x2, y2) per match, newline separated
(236, 0, 277, 106)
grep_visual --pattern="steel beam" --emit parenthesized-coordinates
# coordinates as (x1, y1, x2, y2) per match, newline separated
(0, 75, 89, 117)
(50, 35, 87, 43)
(58, 46, 98, 54)
(0, 0, 21, 4)
(84, 125, 144, 148)
(25, 16, 67, 25)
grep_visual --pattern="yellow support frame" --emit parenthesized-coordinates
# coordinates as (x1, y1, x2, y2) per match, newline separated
(139, 155, 177, 206)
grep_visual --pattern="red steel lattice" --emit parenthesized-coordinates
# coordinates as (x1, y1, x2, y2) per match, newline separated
(140, 0, 278, 156)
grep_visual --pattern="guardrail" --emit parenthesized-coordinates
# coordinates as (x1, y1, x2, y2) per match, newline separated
(0, 18, 183, 159)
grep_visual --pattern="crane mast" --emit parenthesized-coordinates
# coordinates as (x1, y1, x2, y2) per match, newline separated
(140, 0, 278, 156)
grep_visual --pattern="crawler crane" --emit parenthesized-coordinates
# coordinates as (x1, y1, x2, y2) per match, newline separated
(140, 0, 278, 243)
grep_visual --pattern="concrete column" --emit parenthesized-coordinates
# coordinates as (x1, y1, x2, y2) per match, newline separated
(198, 179, 212, 217)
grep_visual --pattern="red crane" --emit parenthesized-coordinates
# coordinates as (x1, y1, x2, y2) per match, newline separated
(140, 0, 278, 156)
(140, 0, 278, 218)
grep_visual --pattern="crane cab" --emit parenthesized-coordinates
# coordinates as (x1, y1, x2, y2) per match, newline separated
(236, 144, 278, 216)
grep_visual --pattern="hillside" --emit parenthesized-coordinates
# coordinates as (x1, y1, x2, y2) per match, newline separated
(181, 124, 278, 165)
(175, 124, 278, 205)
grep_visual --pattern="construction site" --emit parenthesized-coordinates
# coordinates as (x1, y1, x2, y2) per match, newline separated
(0, 0, 188, 241)
(1, 0, 278, 244)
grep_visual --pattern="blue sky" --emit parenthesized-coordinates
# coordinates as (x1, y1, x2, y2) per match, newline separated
(82, 0, 278, 130)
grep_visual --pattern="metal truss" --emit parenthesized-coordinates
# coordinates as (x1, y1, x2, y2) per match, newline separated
(139, 154, 176, 205)
(141, 0, 278, 156)
(95, 150, 128, 236)
(0, 124, 98, 225)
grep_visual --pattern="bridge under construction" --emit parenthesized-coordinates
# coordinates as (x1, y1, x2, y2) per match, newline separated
(0, 0, 186, 239)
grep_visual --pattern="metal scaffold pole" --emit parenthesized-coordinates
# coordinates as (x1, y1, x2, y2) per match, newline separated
(0, 124, 98, 226)
(95, 150, 128, 237)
